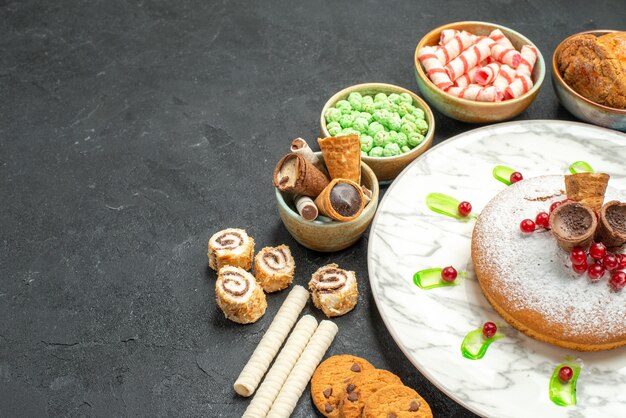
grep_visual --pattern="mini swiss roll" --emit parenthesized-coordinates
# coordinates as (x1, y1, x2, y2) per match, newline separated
(254, 245, 296, 293)
(216, 266, 267, 324)
(308, 264, 358, 317)
(208, 228, 255, 271)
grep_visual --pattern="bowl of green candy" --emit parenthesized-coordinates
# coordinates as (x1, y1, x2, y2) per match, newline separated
(320, 82, 435, 182)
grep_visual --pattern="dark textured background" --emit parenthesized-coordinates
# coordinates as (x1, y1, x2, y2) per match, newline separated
(1, 1, 624, 416)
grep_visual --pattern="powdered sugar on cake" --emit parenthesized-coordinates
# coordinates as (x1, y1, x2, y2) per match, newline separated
(473, 175, 626, 339)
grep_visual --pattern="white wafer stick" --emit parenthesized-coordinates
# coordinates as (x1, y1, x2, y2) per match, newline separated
(266, 320, 338, 418)
(234, 285, 310, 397)
(492, 64, 516, 90)
(516, 45, 538, 77)
(242, 315, 318, 418)
(417, 46, 453, 90)
(445, 37, 495, 81)
(489, 29, 514, 48)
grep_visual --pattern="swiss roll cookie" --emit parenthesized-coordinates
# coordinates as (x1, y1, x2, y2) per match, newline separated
(215, 266, 266, 324)
(253, 245, 296, 293)
(314, 179, 365, 222)
(208, 228, 254, 271)
(309, 264, 358, 317)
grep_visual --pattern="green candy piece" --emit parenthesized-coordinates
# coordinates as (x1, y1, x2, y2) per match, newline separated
(368, 121, 385, 137)
(360, 135, 374, 152)
(401, 145, 411, 154)
(388, 93, 400, 104)
(362, 95, 374, 105)
(402, 113, 417, 124)
(340, 128, 360, 136)
(398, 103, 415, 117)
(412, 107, 425, 119)
(399, 92, 413, 105)
(369, 146, 384, 157)
(387, 101, 399, 113)
(335, 100, 352, 114)
(401, 121, 417, 135)
(348, 92, 363, 102)
(388, 114, 402, 131)
(383, 142, 401, 157)
(352, 117, 370, 133)
(415, 119, 429, 134)
(339, 113, 355, 128)
(407, 132, 424, 147)
(325, 108, 342, 123)
(569, 161, 594, 174)
(374, 92, 388, 102)
(360, 112, 373, 123)
(386, 131, 398, 146)
(373, 130, 390, 147)
(329, 125, 342, 136)
(362, 101, 376, 114)
(348, 97, 363, 111)
(396, 132, 408, 148)
(373, 109, 391, 125)
(461, 326, 504, 360)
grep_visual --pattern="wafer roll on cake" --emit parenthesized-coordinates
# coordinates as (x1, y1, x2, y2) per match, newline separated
(564, 172, 610, 213)
(549, 201, 598, 252)
(314, 179, 365, 222)
(318, 135, 361, 183)
(596, 201, 626, 248)
(309, 263, 358, 317)
(273, 153, 330, 197)
(254, 245, 296, 292)
(208, 228, 255, 271)
(290, 137, 328, 175)
(216, 266, 267, 324)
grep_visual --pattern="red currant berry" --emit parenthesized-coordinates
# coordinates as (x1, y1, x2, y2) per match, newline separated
(587, 263, 606, 282)
(520, 219, 535, 234)
(441, 266, 458, 282)
(458, 201, 472, 217)
(609, 271, 626, 291)
(602, 253, 619, 271)
(558, 366, 573, 383)
(549, 201, 562, 213)
(572, 260, 588, 274)
(510, 172, 523, 184)
(589, 242, 607, 261)
(569, 247, 587, 266)
(618, 253, 626, 270)
(482, 322, 497, 339)
(535, 212, 550, 229)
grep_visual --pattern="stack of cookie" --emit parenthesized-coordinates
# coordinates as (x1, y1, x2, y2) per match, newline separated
(311, 355, 432, 418)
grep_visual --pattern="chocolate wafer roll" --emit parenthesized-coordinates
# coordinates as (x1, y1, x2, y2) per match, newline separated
(314, 179, 365, 222)
(273, 153, 330, 198)
(254, 245, 296, 293)
(294, 195, 319, 221)
(309, 263, 358, 317)
(216, 266, 267, 324)
(208, 228, 254, 271)
(596, 201, 626, 248)
(291, 137, 327, 175)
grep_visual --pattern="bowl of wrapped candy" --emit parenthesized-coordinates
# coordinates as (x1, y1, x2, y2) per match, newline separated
(414, 21, 545, 123)
(320, 82, 435, 182)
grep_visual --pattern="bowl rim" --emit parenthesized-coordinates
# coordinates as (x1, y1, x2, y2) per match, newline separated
(552, 29, 626, 115)
(274, 153, 380, 226)
(414, 20, 546, 106)
(319, 82, 435, 161)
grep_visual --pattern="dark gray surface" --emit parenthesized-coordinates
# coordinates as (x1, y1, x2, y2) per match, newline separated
(1, 1, 624, 416)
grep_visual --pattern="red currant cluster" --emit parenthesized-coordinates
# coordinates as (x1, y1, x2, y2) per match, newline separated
(569, 243, 626, 291)
(519, 199, 570, 234)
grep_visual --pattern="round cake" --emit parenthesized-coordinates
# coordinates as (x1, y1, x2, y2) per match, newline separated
(472, 175, 626, 351)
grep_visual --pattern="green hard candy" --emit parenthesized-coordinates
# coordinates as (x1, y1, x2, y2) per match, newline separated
(341, 128, 361, 136)
(369, 146, 384, 157)
(368, 121, 385, 137)
(401, 145, 411, 154)
(373, 130, 390, 147)
(412, 107, 425, 120)
(402, 113, 417, 124)
(388, 114, 402, 131)
(401, 121, 418, 136)
(388, 93, 400, 104)
(360, 135, 374, 152)
(335, 100, 352, 114)
(415, 118, 429, 134)
(407, 132, 424, 147)
(398, 103, 415, 117)
(383, 142, 401, 157)
(374, 92, 388, 102)
(373, 109, 391, 125)
(399, 92, 413, 105)
(396, 132, 408, 147)
(339, 113, 355, 128)
(360, 112, 373, 123)
(325, 108, 342, 123)
(352, 117, 370, 132)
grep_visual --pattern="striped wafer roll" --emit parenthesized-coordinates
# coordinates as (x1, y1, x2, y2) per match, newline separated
(439, 29, 458, 45)
(445, 37, 495, 81)
(516, 45, 538, 77)
(504, 74, 533, 100)
(417, 46, 453, 90)
(461, 30, 479, 43)
(475, 62, 501, 86)
(490, 43, 522, 68)
(446, 85, 503, 102)
(489, 29, 514, 48)
(452, 66, 478, 88)
(434, 31, 473, 64)
(492, 64, 516, 90)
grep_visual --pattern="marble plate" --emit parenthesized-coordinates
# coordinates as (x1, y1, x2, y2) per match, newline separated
(367, 120, 626, 418)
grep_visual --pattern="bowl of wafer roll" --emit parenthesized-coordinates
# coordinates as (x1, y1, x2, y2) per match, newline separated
(414, 21, 545, 123)
(273, 138, 379, 252)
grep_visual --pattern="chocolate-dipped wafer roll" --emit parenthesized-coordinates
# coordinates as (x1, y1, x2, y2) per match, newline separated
(294, 195, 319, 221)
(309, 263, 358, 317)
(314, 179, 365, 222)
(208, 228, 255, 271)
(254, 245, 296, 293)
(273, 153, 330, 198)
(216, 266, 267, 324)
(596, 201, 626, 248)
(291, 137, 327, 175)
(549, 201, 597, 252)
